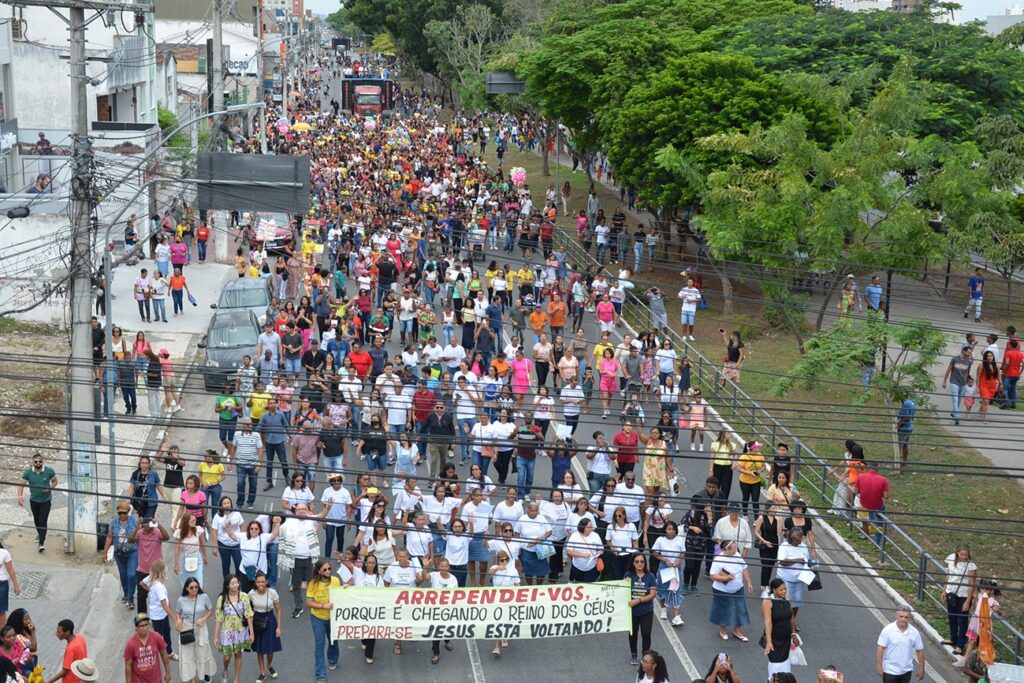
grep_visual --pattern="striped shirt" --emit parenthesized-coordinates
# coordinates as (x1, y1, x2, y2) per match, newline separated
(232, 431, 263, 467)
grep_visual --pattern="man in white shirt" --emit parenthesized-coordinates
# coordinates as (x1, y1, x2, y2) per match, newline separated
(677, 277, 701, 341)
(374, 364, 403, 398)
(876, 607, 925, 682)
(423, 339, 444, 366)
(320, 473, 353, 558)
(384, 391, 413, 437)
(442, 341, 466, 374)
(398, 291, 417, 346)
(611, 475, 643, 527)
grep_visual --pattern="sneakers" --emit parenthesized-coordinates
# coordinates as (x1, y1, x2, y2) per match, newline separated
(670, 615, 685, 627)
(688, 335, 695, 341)
(760, 588, 770, 599)
(630, 655, 639, 666)
(659, 607, 667, 620)
(291, 607, 303, 619)
(268, 667, 278, 679)
(38, 545, 45, 553)
(690, 442, 697, 451)
(172, 403, 184, 414)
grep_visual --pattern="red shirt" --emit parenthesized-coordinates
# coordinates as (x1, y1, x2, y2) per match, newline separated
(124, 632, 167, 683)
(61, 635, 88, 683)
(196, 226, 210, 242)
(613, 431, 639, 464)
(412, 389, 437, 422)
(1003, 347, 1023, 378)
(856, 470, 889, 511)
(348, 351, 373, 378)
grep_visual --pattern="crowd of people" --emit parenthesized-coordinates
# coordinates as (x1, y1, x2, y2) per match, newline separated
(2, 42, 1004, 683)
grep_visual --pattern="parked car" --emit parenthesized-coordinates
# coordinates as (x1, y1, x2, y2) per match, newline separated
(198, 309, 260, 392)
(212, 277, 270, 325)
(245, 211, 296, 254)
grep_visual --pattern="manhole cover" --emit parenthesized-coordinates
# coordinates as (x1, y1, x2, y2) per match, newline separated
(18, 572, 49, 600)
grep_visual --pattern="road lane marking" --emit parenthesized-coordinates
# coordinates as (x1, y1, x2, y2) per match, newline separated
(466, 638, 487, 683)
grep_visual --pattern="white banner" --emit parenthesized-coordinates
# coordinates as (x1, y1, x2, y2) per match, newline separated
(330, 580, 631, 641)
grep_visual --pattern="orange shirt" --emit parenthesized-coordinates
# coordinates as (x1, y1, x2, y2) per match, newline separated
(170, 274, 186, 290)
(548, 301, 567, 328)
(491, 358, 510, 378)
(528, 310, 548, 332)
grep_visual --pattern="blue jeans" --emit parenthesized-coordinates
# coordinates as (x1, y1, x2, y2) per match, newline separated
(442, 324, 453, 347)
(950, 383, 965, 420)
(868, 508, 886, 547)
(323, 454, 343, 474)
(596, 244, 607, 262)
(171, 289, 184, 314)
(114, 550, 138, 602)
(587, 471, 612, 492)
(471, 451, 492, 477)
(862, 365, 877, 387)
(633, 246, 642, 273)
(202, 484, 223, 512)
(197, 240, 207, 261)
(236, 465, 257, 507)
(284, 357, 301, 374)
(1004, 375, 1019, 408)
(156, 259, 170, 277)
(311, 614, 338, 678)
(218, 541, 242, 578)
(152, 297, 167, 321)
(516, 457, 536, 498)
(456, 419, 475, 463)
(265, 440, 289, 485)
(324, 524, 345, 558)
(218, 418, 237, 445)
(399, 318, 414, 337)
(415, 420, 429, 457)
(267, 543, 279, 589)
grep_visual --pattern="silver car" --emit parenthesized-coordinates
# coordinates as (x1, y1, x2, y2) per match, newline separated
(213, 278, 270, 326)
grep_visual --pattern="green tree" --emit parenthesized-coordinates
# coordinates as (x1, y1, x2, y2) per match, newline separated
(774, 315, 945, 408)
(327, 7, 359, 37)
(715, 8, 1024, 140)
(692, 62, 943, 350)
(425, 4, 507, 108)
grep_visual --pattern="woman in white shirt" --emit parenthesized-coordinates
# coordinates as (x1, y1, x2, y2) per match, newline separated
(281, 472, 315, 512)
(421, 558, 459, 664)
(541, 490, 571, 580)
(775, 528, 811, 632)
(651, 521, 686, 626)
(488, 550, 521, 657)
(422, 483, 460, 562)
(605, 506, 639, 580)
(404, 512, 435, 564)
(943, 544, 977, 655)
(658, 375, 680, 421)
(239, 518, 280, 587)
(211, 498, 244, 579)
(142, 559, 176, 659)
(566, 496, 596, 538)
(468, 415, 496, 477)
(655, 341, 678, 387)
(642, 491, 674, 565)
(462, 488, 494, 586)
(443, 519, 471, 587)
(491, 487, 523, 536)
(566, 518, 604, 583)
(708, 540, 753, 641)
(515, 502, 553, 585)
(353, 554, 385, 665)
(712, 504, 753, 558)
(465, 463, 497, 498)
(531, 386, 556, 437)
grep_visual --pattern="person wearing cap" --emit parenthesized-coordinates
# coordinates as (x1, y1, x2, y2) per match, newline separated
(942, 344, 973, 425)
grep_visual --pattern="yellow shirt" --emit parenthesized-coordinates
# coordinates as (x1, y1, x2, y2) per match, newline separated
(199, 462, 224, 486)
(711, 441, 733, 467)
(517, 268, 534, 284)
(593, 343, 613, 364)
(737, 452, 765, 485)
(306, 576, 340, 620)
(249, 391, 272, 420)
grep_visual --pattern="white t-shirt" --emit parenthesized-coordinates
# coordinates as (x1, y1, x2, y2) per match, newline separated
(877, 622, 924, 676)
(454, 389, 478, 420)
(282, 486, 315, 510)
(392, 488, 424, 516)
(0, 549, 10, 580)
(465, 475, 495, 496)
(443, 344, 466, 369)
(423, 344, 444, 364)
(514, 513, 550, 543)
(607, 523, 639, 556)
(776, 542, 810, 583)
(422, 495, 460, 525)
(429, 572, 459, 589)
(240, 533, 275, 573)
(710, 554, 746, 593)
(944, 555, 977, 598)
(567, 511, 596, 537)
(540, 501, 571, 542)
(567, 531, 603, 571)
(492, 500, 524, 528)
(383, 561, 421, 587)
(655, 349, 677, 374)
(321, 486, 353, 526)
(444, 534, 471, 565)
(462, 500, 493, 534)
(404, 525, 433, 558)
(560, 385, 584, 416)
(489, 421, 517, 450)
(491, 566, 520, 587)
(385, 393, 412, 427)
(611, 483, 643, 523)
(145, 579, 169, 620)
(595, 224, 609, 245)
(652, 535, 686, 568)
(212, 511, 244, 545)
(587, 446, 613, 475)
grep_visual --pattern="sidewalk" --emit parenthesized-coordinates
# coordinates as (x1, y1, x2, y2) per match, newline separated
(807, 272, 1022, 477)
(4, 530, 124, 681)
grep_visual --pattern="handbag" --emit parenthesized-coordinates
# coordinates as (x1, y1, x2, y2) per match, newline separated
(179, 597, 198, 645)
(807, 571, 823, 591)
(253, 613, 269, 633)
(534, 539, 555, 560)
(184, 555, 199, 573)
(595, 556, 605, 573)
(790, 635, 808, 666)
(188, 293, 197, 306)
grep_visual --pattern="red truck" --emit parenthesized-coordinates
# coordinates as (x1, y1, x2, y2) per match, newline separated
(341, 78, 397, 116)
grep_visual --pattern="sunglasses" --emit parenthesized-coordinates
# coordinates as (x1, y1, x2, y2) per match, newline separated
(498, 558, 508, 563)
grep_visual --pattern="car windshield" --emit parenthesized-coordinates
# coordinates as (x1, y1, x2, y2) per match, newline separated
(356, 94, 379, 104)
(208, 322, 258, 349)
(218, 287, 268, 309)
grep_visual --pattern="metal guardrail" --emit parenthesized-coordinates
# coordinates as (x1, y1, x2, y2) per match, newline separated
(552, 228, 1024, 663)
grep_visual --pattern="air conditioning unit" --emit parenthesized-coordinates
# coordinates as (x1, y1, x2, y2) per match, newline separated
(11, 19, 25, 40)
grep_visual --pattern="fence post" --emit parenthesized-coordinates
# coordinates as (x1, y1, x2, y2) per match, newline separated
(879, 519, 888, 565)
(820, 464, 829, 502)
(793, 442, 802, 486)
(916, 551, 928, 601)
(731, 382, 738, 418)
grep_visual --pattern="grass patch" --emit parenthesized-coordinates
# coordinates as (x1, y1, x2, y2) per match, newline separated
(0, 317, 60, 335)
(25, 384, 64, 403)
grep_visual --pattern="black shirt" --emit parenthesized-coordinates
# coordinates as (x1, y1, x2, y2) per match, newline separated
(425, 411, 455, 436)
(301, 349, 326, 374)
(319, 427, 346, 456)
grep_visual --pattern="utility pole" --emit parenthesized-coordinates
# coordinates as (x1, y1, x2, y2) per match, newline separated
(257, 0, 267, 153)
(212, 0, 225, 127)
(68, 3, 96, 555)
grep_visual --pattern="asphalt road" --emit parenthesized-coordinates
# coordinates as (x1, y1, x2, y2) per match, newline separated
(138, 65, 966, 683)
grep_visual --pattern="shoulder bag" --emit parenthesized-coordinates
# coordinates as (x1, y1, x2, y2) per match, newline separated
(179, 598, 198, 645)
